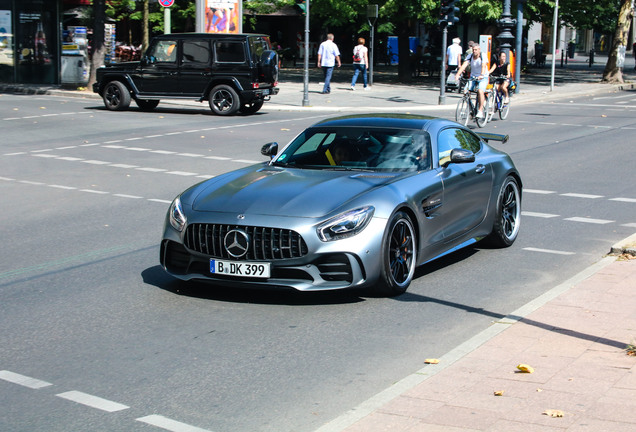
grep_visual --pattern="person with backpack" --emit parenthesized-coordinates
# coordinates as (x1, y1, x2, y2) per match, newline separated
(350, 37, 369, 91)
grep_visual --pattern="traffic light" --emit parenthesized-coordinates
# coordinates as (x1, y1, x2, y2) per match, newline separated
(439, 0, 460, 27)
(447, 0, 460, 26)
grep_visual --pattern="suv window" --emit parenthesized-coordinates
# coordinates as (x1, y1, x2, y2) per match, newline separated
(215, 41, 245, 63)
(248, 36, 270, 62)
(150, 39, 178, 63)
(183, 40, 211, 65)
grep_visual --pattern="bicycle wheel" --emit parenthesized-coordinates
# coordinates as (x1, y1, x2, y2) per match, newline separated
(499, 98, 510, 120)
(486, 91, 496, 122)
(456, 97, 470, 126)
(476, 95, 489, 128)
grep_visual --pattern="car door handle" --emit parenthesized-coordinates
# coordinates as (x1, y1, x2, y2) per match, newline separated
(475, 164, 486, 174)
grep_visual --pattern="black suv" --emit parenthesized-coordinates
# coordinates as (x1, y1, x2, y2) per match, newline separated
(93, 33, 279, 115)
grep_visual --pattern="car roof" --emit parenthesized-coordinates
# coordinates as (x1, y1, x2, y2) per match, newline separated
(312, 114, 454, 131)
(152, 33, 269, 41)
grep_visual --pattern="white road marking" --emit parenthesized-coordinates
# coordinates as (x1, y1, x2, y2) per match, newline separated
(136, 167, 167, 172)
(524, 189, 556, 194)
(0, 370, 52, 389)
(610, 197, 636, 203)
(49, 184, 77, 190)
(523, 247, 576, 255)
(125, 147, 150, 151)
(622, 223, 636, 228)
(151, 150, 177, 154)
(56, 391, 129, 412)
(57, 156, 84, 161)
(136, 415, 214, 432)
(177, 153, 204, 158)
(234, 159, 261, 164)
(564, 217, 614, 224)
(148, 198, 172, 204)
(19, 180, 45, 185)
(33, 153, 58, 158)
(113, 194, 143, 199)
(82, 160, 110, 165)
(561, 193, 604, 199)
(109, 163, 139, 169)
(166, 171, 197, 176)
(80, 189, 109, 194)
(522, 211, 559, 218)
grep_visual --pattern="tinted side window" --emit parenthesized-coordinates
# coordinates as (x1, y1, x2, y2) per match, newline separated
(437, 128, 462, 166)
(182, 40, 211, 65)
(149, 40, 178, 63)
(458, 130, 482, 153)
(215, 41, 246, 63)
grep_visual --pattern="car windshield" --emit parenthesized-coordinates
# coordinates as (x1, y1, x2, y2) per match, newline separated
(272, 127, 431, 172)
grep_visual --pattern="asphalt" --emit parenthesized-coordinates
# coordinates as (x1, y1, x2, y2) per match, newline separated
(3, 53, 636, 432)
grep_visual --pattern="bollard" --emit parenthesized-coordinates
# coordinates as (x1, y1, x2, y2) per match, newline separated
(589, 49, 594, 67)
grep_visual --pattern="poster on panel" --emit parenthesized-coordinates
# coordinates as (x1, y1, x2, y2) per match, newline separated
(205, 0, 241, 34)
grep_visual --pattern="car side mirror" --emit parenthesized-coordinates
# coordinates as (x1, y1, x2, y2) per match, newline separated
(449, 148, 475, 164)
(261, 142, 278, 159)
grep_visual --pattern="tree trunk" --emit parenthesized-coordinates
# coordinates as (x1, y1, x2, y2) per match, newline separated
(602, 0, 633, 83)
(87, 0, 106, 90)
(397, 17, 413, 82)
(143, 0, 150, 53)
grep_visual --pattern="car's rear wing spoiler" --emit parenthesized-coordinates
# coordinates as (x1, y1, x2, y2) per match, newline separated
(477, 132, 509, 144)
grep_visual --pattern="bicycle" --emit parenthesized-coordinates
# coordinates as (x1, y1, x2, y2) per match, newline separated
(486, 75, 510, 122)
(455, 77, 490, 128)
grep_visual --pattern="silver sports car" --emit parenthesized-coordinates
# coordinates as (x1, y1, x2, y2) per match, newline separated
(160, 114, 521, 296)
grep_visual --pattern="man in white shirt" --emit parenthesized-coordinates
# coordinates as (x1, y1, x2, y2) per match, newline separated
(446, 37, 462, 71)
(317, 33, 341, 94)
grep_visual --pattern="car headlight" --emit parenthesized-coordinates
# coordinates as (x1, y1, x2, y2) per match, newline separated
(169, 196, 187, 232)
(317, 206, 375, 242)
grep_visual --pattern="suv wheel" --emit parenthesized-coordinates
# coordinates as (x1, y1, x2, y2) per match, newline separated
(209, 84, 240, 116)
(240, 100, 264, 115)
(103, 81, 131, 111)
(135, 99, 160, 111)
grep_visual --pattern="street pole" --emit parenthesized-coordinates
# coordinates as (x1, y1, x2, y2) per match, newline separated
(164, 7, 171, 34)
(550, 0, 559, 91)
(302, 0, 310, 107)
(439, 25, 448, 105)
(515, 1, 524, 91)
(367, 5, 378, 87)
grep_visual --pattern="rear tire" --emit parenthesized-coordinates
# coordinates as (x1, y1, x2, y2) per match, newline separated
(209, 84, 240, 116)
(103, 81, 131, 111)
(486, 92, 496, 122)
(456, 98, 470, 126)
(476, 95, 489, 128)
(375, 211, 417, 297)
(484, 176, 521, 247)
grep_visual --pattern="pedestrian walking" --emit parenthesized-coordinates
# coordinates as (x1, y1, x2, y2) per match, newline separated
(317, 33, 341, 94)
(446, 37, 462, 71)
(350, 37, 369, 90)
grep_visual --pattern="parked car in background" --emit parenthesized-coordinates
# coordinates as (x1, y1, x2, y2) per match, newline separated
(93, 33, 279, 115)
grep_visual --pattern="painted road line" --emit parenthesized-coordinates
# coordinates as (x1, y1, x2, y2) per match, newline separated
(0, 370, 52, 389)
(137, 415, 213, 432)
(610, 197, 636, 203)
(110, 163, 140, 169)
(49, 184, 77, 190)
(622, 223, 636, 228)
(79, 189, 109, 194)
(522, 211, 559, 218)
(148, 198, 172, 204)
(56, 391, 129, 412)
(113, 194, 143, 199)
(560, 193, 604, 199)
(523, 247, 576, 255)
(82, 160, 111, 165)
(166, 171, 198, 176)
(523, 189, 556, 194)
(564, 217, 614, 224)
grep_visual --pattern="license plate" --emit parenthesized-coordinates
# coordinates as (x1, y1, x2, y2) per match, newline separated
(210, 259, 270, 278)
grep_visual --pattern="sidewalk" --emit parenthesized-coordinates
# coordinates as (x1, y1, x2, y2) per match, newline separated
(1, 54, 634, 113)
(317, 236, 636, 432)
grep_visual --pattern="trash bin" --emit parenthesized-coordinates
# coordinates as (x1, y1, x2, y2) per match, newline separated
(567, 42, 575, 59)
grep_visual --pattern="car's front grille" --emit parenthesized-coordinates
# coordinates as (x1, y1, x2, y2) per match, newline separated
(184, 224, 308, 261)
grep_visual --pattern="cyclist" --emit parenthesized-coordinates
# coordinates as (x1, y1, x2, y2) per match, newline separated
(489, 51, 511, 104)
(455, 44, 489, 119)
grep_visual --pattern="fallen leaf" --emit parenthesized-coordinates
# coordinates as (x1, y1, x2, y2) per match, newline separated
(536, 388, 543, 392)
(517, 364, 534, 373)
(281, 128, 290, 131)
(601, 114, 607, 117)
(40, 107, 46, 109)
(424, 358, 440, 364)
(493, 390, 504, 396)
(543, 409, 564, 417)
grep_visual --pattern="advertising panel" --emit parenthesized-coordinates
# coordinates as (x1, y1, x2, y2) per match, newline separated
(205, 0, 240, 34)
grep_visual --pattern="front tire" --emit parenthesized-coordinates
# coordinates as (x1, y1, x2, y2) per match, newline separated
(499, 100, 510, 120)
(209, 85, 240, 116)
(103, 81, 131, 111)
(375, 211, 417, 296)
(484, 176, 521, 247)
